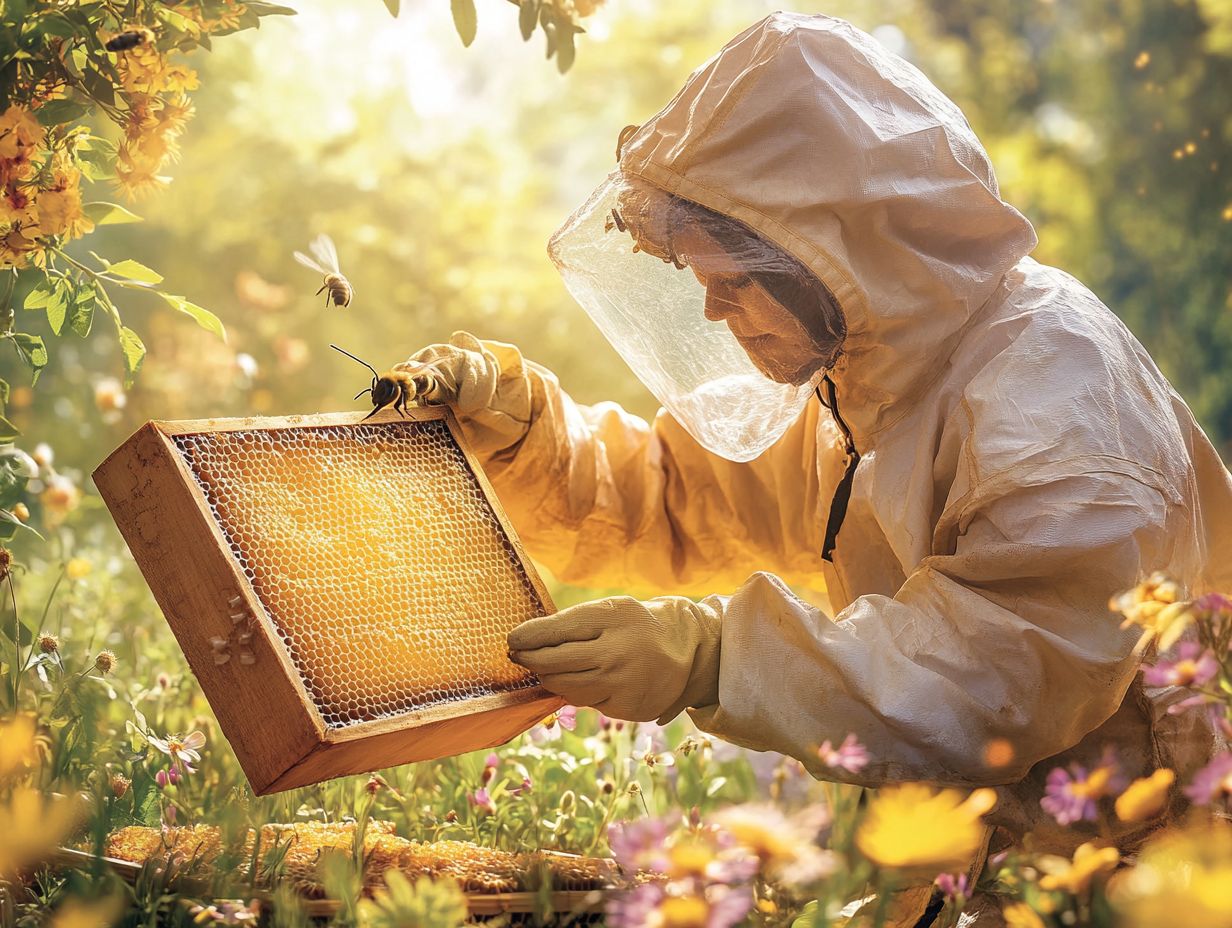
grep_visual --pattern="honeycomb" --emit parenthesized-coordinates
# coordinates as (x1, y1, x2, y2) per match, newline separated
(169, 420, 545, 729)
(103, 824, 615, 897)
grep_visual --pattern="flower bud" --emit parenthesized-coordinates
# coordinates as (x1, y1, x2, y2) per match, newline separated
(38, 634, 59, 654)
(110, 774, 131, 799)
(94, 649, 117, 675)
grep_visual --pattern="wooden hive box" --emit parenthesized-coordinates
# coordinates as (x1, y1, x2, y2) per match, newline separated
(93, 408, 563, 794)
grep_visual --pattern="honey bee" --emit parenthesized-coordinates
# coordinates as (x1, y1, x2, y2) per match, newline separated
(105, 28, 156, 52)
(331, 345, 444, 420)
(294, 234, 353, 308)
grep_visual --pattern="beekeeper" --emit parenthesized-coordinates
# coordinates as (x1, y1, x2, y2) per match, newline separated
(403, 10, 1232, 917)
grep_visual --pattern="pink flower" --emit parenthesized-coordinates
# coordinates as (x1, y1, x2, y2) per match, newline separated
(469, 787, 496, 815)
(1040, 748, 1125, 825)
(482, 752, 500, 785)
(934, 872, 970, 899)
(509, 776, 533, 795)
(558, 705, 578, 731)
(1184, 752, 1232, 805)
(155, 769, 169, 789)
(817, 733, 870, 774)
(1143, 641, 1219, 688)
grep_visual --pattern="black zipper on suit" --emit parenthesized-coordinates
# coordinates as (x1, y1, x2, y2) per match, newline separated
(816, 374, 859, 562)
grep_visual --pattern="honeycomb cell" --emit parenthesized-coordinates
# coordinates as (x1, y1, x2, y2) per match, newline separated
(171, 420, 545, 729)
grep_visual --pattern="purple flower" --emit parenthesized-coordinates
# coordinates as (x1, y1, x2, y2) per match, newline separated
(705, 882, 755, 928)
(609, 819, 671, 874)
(1143, 641, 1219, 688)
(469, 788, 496, 815)
(934, 872, 970, 898)
(155, 769, 169, 789)
(606, 882, 665, 928)
(1183, 752, 1232, 805)
(1039, 748, 1125, 825)
(817, 733, 870, 774)
(559, 705, 578, 731)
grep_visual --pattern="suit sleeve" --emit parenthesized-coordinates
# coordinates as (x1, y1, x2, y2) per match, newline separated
(448, 336, 828, 596)
(687, 470, 1170, 786)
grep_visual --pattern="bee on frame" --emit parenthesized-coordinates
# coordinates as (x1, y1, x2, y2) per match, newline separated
(331, 345, 446, 420)
(294, 234, 353, 308)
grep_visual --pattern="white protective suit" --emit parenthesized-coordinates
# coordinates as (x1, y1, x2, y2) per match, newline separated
(406, 13, 1232, 924)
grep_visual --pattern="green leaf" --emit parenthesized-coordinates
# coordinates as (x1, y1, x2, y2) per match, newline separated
(451, 0, 478, 46)
(381, 0, 400, 14)
(35, 98, 88, 127)
(556, 25, 576, 73)
(0, 508, 40, 540)
(11, 333, 48, 385)
(83, 201, 141, 227)
(519, 0, 539, 40)
(159, 293, 226, 340)
(118, 326, 146, 386)
(45, 284, 67, 336)
(23, 282, 53, 310)
(107, 259, 162, 284)
(0, 378, 9, 408)
(69, 282, 95, 338)
(0, 415, 18, 442)
(81, 66, 116, 106)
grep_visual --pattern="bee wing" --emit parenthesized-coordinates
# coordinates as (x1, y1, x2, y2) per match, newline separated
(293, 250, 326, 274)
(310, 234, 341, 274)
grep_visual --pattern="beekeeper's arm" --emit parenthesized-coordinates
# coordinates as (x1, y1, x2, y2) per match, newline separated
(511, 468, 1169, 784)
(400, 331, 826, 595)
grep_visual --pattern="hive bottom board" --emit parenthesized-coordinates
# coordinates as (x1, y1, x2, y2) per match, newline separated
(55, 822, 618, 922)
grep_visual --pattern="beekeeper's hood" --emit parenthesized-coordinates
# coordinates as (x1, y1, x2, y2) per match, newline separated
(549, 13, 1038, 461)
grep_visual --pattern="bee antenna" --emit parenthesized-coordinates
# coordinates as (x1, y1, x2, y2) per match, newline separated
(330, 344, 380, 380)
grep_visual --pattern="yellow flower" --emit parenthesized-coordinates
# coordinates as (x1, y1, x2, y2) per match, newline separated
(667, 839, 716, 879)
(0, 787, 86, 878)
(1, 182, 38, 226)
(1038, 841, 1120, 894)
(0, 714, 38, 779)
(1110, 573, 1193, 652)
(162, 64, 200, 94)
(856, 784, 997, 872)
(1109, 822, 1232, 928)
(0, 105, 46, 161)
(47, 894, 124, 928)
(65, 557, 92, 580)
(1003, 902, 1046, 928)
(1115, 769, 1175, 822)
(659, 896, 709, 928)
(37, 193, 90, 239)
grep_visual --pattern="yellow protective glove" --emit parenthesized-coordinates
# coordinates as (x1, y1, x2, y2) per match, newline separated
(395, 332, 535, 456)
(507, 596, 721, 724)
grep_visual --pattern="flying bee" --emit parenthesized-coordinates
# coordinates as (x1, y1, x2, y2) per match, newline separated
(105, 28, 156, 52)
(294, 234, 353, 308)
(331, 344, 446, 420)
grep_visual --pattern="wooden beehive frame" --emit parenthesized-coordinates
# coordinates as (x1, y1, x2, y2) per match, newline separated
(93, 408, 563, 795)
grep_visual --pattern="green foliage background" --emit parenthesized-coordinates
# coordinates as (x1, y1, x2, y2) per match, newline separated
(5, 0, 1231, 474)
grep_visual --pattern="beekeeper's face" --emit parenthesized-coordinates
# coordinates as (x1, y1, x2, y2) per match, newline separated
(674, 224, 840, 386)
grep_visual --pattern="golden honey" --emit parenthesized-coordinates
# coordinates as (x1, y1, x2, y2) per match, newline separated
(103, 823, 613, 896)
(170, 420, 544, 728)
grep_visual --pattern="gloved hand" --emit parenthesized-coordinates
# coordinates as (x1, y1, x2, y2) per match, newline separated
(395, 331, 535, 456)
(507, 596, 721, 724)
